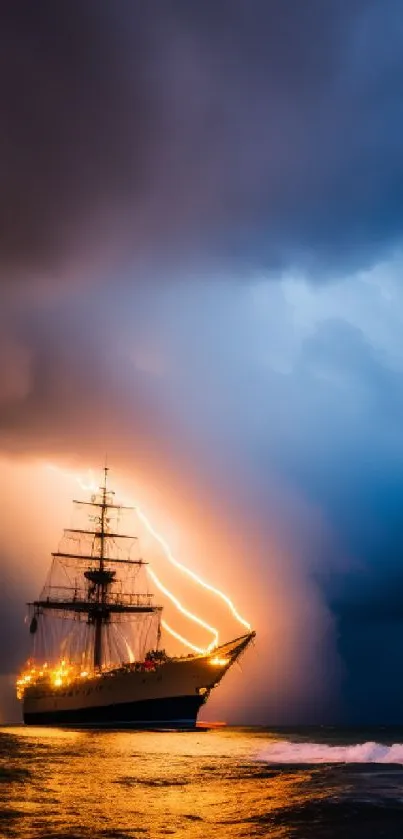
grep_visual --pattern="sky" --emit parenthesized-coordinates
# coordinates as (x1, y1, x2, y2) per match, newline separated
(1, 0, 403, 724)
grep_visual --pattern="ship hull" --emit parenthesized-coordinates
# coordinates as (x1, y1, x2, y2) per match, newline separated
(24, 694, 204, 728)
(22, 633, 254, 728)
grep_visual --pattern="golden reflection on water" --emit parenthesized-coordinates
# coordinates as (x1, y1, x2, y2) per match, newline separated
(1, 727, 319, 838)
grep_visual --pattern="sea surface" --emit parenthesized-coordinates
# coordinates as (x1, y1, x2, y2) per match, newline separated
(2, 725, 403, 838)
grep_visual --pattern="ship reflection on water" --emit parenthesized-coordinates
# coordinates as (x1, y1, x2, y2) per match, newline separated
(3, 725, 403, 838)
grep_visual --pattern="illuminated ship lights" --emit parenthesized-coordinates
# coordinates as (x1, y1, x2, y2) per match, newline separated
(16, 660, 92, 699)
(16, 650, 232, 698)
(209, 656, 230, 666)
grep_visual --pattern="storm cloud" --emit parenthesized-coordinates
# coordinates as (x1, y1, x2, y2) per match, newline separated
(1, 0, 403, 289)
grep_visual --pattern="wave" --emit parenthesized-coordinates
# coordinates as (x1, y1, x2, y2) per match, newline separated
(258, 740, 403, 764)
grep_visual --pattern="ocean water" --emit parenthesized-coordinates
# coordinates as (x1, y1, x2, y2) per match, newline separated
(2, 725, 403, 838)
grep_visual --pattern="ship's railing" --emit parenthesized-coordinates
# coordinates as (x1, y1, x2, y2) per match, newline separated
(41, 588, 155, 608)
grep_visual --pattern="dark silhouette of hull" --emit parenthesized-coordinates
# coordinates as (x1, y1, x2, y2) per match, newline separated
(24, 693, 205, 727)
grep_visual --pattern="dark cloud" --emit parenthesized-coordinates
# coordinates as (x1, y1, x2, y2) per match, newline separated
(0, 295, 172, 472)
(1, 0, 403, 290)
(0, 2, 153, 287)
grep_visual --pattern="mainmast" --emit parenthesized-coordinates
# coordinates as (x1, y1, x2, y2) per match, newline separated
(93, 465, 108, 669)
(29, 468, 162, 671)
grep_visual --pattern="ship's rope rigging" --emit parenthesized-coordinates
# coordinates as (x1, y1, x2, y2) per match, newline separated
(34, 464, 251, 664)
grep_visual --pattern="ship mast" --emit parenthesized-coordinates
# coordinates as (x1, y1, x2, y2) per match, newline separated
(93, 465, 108, 669)
(29, 468, 162, 670)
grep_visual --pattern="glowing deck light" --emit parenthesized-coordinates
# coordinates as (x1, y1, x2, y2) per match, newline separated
(209, 656, 230, 666)
(17, 659, 83, 697)
(147, 566, 218, 650)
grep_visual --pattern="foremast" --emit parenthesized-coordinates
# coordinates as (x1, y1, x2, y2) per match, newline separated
(29, 467, 162, 671)
(93, 465, 111, 668)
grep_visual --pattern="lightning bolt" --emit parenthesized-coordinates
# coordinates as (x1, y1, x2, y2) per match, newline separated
(76, 470, 98, 493)
(147, 566, 218, 650)
(160, 620, 205, 654)
(44, 463, 250, 652)
(45, 464, 97, 493)
(135, 506, 251, 632)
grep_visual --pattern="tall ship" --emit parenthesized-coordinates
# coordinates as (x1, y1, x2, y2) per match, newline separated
(17, 469, 255, 727)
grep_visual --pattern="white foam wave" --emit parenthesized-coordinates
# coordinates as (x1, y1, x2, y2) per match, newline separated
(258, 740, 403, 764)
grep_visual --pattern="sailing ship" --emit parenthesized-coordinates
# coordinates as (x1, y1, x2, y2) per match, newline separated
(17, 469, 255, 727)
